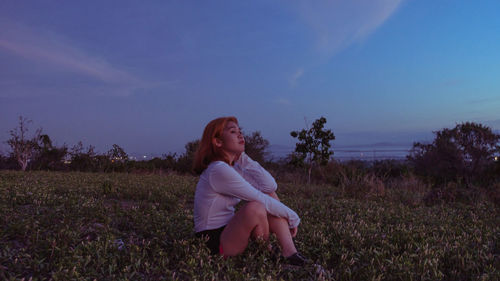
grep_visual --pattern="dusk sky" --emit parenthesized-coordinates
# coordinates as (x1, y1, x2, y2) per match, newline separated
(1, 0, 499, 157)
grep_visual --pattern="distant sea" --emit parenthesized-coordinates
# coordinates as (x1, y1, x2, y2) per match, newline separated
(268, 143, 413, 162)
(128, 143, 414, 162)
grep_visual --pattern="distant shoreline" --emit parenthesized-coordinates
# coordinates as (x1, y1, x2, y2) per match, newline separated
(267, 143, 412, 161)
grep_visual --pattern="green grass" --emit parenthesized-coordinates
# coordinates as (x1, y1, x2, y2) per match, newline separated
(1, 171, 498, 280)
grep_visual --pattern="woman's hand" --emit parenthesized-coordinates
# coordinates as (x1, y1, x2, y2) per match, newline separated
(268, 192, 298, 237)
(267, 191, 280, 201)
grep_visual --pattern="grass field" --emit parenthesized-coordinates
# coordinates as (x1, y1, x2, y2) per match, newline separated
(0, 171, 499, 280)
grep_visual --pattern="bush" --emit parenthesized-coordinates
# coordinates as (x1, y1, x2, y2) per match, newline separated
(0, 155, 18, 170)
(487, 182, 500, 207)
(370, 159, 410, 179)
(408, 122, 500, 187)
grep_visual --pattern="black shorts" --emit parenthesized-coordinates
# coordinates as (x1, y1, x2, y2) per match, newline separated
(195, 225, 226, 255)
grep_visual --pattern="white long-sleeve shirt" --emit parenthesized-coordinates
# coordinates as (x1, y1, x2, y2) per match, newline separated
(193, 153, 300, 232)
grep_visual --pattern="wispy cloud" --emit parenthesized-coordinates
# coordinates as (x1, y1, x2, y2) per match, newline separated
(275, 98, 292, 106)
(289, 68, 304, 88)
(292, 0, 402, 58)
(468, 97, 500, 105)
(0, 21, 143, 96)
(284, 1, 402, 88)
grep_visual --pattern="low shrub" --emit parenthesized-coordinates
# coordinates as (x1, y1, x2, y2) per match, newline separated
(488, 182, 500, 207)
(339, 172, 386, 199)
(385, 174, 430, 207)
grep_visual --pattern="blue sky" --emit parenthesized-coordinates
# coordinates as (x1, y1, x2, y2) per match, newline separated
(1, 0, 499, 156)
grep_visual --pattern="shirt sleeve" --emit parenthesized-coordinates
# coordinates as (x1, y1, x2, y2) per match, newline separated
(233, 152, 277, 194)
(209, 162, 300, 228)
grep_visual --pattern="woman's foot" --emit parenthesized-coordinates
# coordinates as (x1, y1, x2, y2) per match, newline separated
(284, 252, 327, 276)
(284, 252, 309, 266)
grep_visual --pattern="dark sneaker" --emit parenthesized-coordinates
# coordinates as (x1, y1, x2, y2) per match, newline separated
(284, 253, 328, 276)
(284, 252, 310, 266)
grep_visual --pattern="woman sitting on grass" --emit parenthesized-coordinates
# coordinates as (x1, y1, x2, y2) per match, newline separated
(193, 116, 309, 266)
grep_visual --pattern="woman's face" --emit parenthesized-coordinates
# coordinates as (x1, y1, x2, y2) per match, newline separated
(217, 121, 245, 159)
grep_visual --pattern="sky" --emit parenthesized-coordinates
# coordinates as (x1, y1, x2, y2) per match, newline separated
(1, 0, 500, 157)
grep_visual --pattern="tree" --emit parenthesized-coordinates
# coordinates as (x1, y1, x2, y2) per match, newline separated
(290, 117, 335, 183)
(105, 144, 128, 172)
(7, 116, 42, 171)
(408, 122, 500, 186)
(107, 144, 128, 162)
(244, 131, 269, 163)
(31, 134, 68, 170)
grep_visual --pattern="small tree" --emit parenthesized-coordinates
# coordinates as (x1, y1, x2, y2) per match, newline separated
(7, 116, 42, 171)
(244, 131, 270, 163)
(290, 117, 335, 183)
(107, 144, 128, 162)
(105, 144, 128, 172)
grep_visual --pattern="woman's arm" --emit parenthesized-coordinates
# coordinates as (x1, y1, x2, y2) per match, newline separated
(267, 191, 298, 237)
(210, 162, 300, 228)
(233, 152, 277, 193)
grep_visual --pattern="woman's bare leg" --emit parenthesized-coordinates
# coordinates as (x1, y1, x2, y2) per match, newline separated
(220, 201, 269, 256)
(266, 192, 298, 257)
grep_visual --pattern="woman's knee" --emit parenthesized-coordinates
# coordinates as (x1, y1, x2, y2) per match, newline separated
(244, 201, 267, 221)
